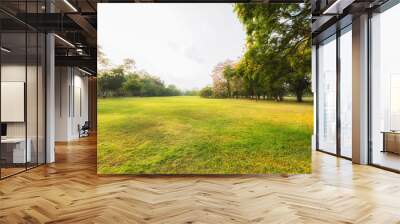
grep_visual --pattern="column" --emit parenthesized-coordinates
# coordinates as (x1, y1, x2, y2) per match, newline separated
(352, 14, 369, 164)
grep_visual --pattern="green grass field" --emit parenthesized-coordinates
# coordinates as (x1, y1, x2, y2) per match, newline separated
(97, 96, 313, 174)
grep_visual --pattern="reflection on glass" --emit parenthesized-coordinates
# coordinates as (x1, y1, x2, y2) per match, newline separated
(340, 28, 352, 158)
(0, 1, 47, 179)
(1, 32, 27, 177)
(371, 4, 400, 171)
(318, 35, 337, 154)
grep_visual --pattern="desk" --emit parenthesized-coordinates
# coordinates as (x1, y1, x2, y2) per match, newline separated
(1, 138, 31, 163)
(381, 131, 400, 154)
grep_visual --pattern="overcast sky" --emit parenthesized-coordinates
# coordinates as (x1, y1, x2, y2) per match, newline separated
(98, 4, 246, 90)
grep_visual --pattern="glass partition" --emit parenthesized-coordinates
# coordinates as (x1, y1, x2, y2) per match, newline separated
(339, 26, 352, 158)
(1, 31, 28, 177)
(27, 31, 38, 169)
(370, 4, 400, 171)
(0, 2, 46, 179)
(317, 35, 337, 154)
(38, 32, 46, 165)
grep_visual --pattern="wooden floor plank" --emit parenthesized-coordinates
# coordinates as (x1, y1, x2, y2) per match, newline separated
(0, 135, 400, 223)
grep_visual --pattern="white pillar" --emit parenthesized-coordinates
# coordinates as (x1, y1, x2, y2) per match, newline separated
(352, 14, 369, 164)
(312, 45, 317, 151)
(46, 32, 55, 163)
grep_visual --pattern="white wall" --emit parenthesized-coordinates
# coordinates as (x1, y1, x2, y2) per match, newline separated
(55, 67, 70, 141)
(55, 67, 89, 141)
(1, 65, 38, 138)
(71, 72, 89, 138)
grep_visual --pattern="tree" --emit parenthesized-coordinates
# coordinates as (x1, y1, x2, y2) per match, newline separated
(97, 46, 111, 72)
(123, 73, 141, 96)
(211, 60, 235, 98)
(164, 84, 182, 96)
(230, 73, 245, 98)
(286, 40, 311, 101)
(223, 65, 235, 97)
(199, 86, 213, 98)
(97, 68, 126, 97)
(233, 3, 311, 101)
(139, 74, 166, 96)
(121, 58, 136, 72)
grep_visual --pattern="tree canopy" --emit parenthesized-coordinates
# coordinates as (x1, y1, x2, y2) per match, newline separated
(235, 3, 311, 101)
(204, 3, 311, 101)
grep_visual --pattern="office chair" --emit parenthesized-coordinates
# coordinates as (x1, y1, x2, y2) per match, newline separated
(79, 121, 90, 138)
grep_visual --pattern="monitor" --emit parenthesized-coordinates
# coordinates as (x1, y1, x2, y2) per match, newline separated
(1, 123, 7, 137)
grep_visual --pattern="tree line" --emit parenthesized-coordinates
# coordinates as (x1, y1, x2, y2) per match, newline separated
(97, 57, 198, 97)
(200, 3, 311, 102)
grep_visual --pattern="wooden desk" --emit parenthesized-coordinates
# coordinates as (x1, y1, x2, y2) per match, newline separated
(381, 131, 400, 154)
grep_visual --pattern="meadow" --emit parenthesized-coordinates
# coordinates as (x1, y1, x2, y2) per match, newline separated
(97, 96, 313, 174)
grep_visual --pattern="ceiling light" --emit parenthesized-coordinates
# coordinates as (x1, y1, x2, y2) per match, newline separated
(322, 0, 354, 15)
(76, 48, 85, 55)
(323, 0, 341, 14)
(1, 47, 11, 53)
(54, 34, 75, 48)
(78, 67, 93, 76)
(63, 0, 78, 12)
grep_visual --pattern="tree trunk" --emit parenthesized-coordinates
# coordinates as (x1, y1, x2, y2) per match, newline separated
(296, 92, 303, 102)
(226, 81, 231, 98)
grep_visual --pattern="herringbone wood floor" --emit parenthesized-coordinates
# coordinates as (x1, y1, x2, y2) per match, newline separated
(1, 135, 400, 224)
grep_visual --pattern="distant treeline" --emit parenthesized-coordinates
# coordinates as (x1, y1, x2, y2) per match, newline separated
(97, 59, 198, 97)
